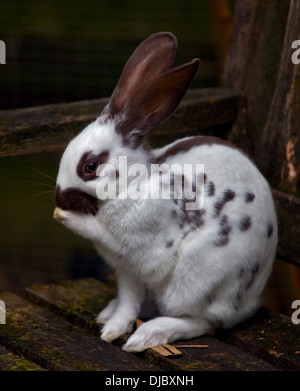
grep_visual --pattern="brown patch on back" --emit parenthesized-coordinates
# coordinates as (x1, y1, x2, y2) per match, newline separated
(155, 136, 241, 164)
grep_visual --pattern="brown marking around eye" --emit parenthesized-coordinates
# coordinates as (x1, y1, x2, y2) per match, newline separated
(77, 150, 110, 182)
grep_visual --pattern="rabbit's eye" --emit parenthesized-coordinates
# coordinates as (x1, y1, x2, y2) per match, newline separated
(85, 162, 98, 173)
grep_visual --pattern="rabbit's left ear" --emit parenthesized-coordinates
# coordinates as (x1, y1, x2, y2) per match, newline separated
(109, 32, 178, 118)
(116, 58, 200, 142)
(132, 58, 200, 132)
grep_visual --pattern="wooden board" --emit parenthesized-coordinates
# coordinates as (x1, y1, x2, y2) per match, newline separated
(224, 0, 300, 194)
(0, 291, 160, 371)
(0, 344, 44, 371)
(0, 88, 239, 156)
(26, 278, 278, 371)
(272, 189, 300, 266)
(218, 308, 300, 371)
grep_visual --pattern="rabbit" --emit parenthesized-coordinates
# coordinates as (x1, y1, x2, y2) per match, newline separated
(53, 32, 278, 352)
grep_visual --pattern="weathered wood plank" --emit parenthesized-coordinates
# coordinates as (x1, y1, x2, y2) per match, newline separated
(272, 189, 300, 267)
(224, 0, 300, 194)
(26, 278, 277, 371)
(26, 278, 115, 334)
(224, 0, 290, 156)
(0, 292, 160, 371)
(0, 98, 108, 157)
(218, 308, 300, 371)
(0, 88, 239, 156)
(259, 0, 300, 193)
(141, 334, 277, 371)
(0, 345, 45, 371)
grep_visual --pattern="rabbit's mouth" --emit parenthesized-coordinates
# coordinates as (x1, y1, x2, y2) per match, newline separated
(55, 185, 99, 215)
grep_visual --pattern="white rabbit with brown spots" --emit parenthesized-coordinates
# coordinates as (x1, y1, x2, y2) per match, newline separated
(53, 32, 277, 352)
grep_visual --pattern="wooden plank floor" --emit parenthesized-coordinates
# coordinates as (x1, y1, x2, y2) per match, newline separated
(0, 278, 299, 371)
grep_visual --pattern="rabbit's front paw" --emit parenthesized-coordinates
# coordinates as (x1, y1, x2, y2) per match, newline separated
(96, 299, 118, 325)
(123, 321, 168, 352)
(53, 207, 70, 223)
(100, 317, 134, 343)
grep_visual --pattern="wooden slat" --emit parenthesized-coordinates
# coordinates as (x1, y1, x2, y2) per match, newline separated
(272, 189, 300, 267)
(26, 278, 277, 371)
(0, 291, 160, 371)
(0, 88, 240, 156)
(258, 0, 300, 192)
(0, 344, 45, 371)
(25, 277, 115, 334)
(224, 0, 300, 193)
(218, 308, 300, 371)
(0, 98, 108, 157)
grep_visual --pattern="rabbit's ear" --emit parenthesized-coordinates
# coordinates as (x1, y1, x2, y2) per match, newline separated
(137, 59, 200, 132)
(117, 58, 200, 140)
(109, 32, 177, 117)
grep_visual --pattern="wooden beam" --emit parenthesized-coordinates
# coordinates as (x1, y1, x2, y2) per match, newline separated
(25, 278, 278, 371)
(0, 97, 108, 157)
(224, 0, 300, 194)
(0, 291, 160, 371)
(0, 88, 240, 157)
(272, 189, 300, 267)
(259, 0, 300, 192)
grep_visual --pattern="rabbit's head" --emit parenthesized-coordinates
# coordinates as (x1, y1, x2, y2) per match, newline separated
(55, 32, 200, 213)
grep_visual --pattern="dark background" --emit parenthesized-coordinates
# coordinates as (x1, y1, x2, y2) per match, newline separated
(0, 0, 232, 110)
(0, 0, 297, 317)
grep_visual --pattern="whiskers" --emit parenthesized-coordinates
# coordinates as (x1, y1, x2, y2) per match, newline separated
(62, 125, 72, 142)
(26, 167, 56, 208)
(30, 189, 54, 199)
(30, 167, 56, 183)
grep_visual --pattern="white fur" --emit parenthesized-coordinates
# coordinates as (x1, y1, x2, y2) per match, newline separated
(54, 32, 277, 352)
(55, 122, 277, 352)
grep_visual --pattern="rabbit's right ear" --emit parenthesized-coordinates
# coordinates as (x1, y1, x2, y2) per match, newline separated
(108, 32, 178, 118)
